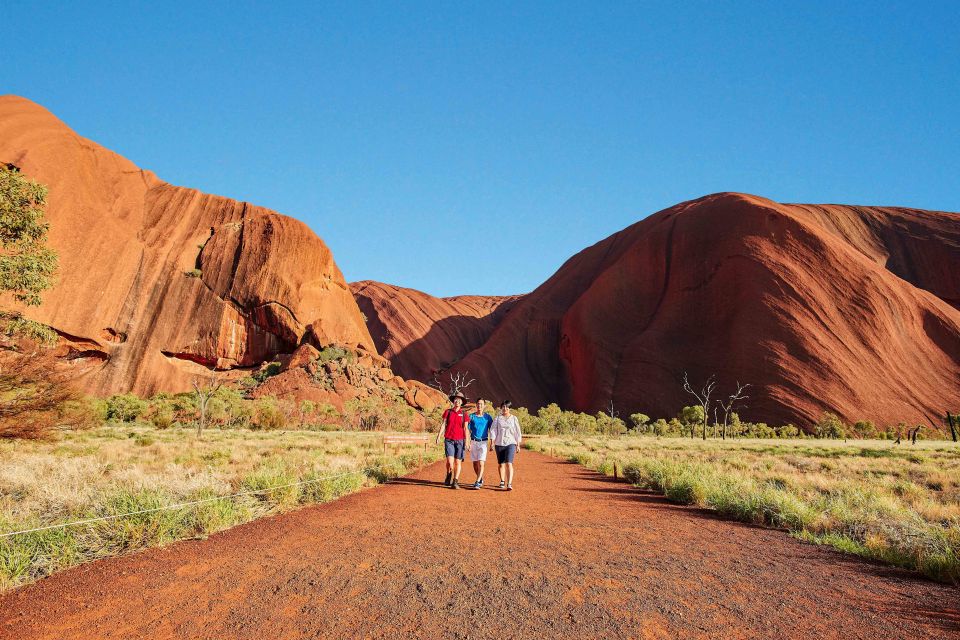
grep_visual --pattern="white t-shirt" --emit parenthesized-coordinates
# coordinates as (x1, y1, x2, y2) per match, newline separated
(492, 414, 522, 447)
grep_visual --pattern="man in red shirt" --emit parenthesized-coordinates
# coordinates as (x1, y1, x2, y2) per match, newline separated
(435, 391, 468, 489)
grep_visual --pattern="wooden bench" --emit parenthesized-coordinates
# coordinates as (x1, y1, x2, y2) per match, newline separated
(382, 433, 432, 455)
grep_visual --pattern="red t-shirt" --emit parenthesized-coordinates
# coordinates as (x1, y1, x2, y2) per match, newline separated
(442, 408, 468, 440)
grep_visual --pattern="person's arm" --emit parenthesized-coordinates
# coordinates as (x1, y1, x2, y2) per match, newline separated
(435, 410, 447, 444)
(514, 416, 522, 449)
(487, 416, 494, 450)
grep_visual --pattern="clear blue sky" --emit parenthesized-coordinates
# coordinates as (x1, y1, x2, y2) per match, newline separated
(4, 2, 958, 296)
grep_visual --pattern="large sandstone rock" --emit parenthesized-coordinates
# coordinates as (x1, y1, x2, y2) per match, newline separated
(362, 193, 960, 428)
(351, 281, 519, 381)
(0, 96, 374, 396)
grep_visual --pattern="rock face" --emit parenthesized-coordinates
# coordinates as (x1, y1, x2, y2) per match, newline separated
(350, 281, 519, 383)
(0, 95, 374, 396)
(250, 344, 446, 430)
(363, 193, 960, 428)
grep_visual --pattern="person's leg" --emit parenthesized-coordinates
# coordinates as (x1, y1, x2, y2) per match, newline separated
(506, 445, 517, 488)
(443, 439, 455, 485)
(477, 460, 485, 482)
(452, 440, 464, 486)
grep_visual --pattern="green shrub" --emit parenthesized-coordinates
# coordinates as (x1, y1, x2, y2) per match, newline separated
(3, 315, 58, 345)
(252, 398, 286, 431)
(252, 362, 281, 383)
(816, 412, 846, 439)
(106, 394, 147, 423)
(316, 345, 355, 364)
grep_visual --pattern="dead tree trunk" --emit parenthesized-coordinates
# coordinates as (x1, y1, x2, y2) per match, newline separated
(682, 372, 716, 441)
(192, 374, 223, 437)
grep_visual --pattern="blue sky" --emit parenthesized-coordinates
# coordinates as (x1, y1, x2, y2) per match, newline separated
(4, 2, 958, 296)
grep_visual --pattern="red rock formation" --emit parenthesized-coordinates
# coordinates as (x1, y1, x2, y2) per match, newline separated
(350, 281, 519, 383)
(0, 95, 374, 396)
(365, 194, 960, 428)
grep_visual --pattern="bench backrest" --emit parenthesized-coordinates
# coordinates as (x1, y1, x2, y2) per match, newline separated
(383, 434, 431, 445)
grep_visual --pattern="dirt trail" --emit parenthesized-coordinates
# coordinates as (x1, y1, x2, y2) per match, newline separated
(1, 452, 957, 639)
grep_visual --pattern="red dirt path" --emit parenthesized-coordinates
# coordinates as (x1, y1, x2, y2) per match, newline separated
(1, 452, 957, 639)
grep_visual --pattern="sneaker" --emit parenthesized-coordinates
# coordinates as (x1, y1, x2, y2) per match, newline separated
(499, 481, 505, 489)
(444, 472, 452, 486)
(452, 480, 460, 490)
(507, 483, 513, 491)
(473, 480, 482, 489)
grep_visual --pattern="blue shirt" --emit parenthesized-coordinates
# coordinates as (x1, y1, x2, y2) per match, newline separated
(468, 413, 493, 440)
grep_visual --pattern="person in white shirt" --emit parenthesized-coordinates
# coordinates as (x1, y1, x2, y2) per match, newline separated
(491, 400, 522, 491)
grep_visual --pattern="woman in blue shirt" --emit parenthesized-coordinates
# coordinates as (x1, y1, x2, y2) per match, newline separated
(467, 398, 494, 489)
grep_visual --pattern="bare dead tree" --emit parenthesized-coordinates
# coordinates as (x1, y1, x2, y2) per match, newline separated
(682, 372, 716, 440)
(192, 373, 223, 437)
(607, 398, 619, 420)
(717, 382, 750, 441)
(430, 370, 475, 398)
(947, 411, 958, 443)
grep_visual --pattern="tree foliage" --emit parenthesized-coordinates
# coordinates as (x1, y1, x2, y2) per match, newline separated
(0, 165, 58, 306)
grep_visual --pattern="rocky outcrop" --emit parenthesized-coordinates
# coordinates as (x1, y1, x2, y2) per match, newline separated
(350, 281, 519, 382)
(364, 194, 960, 428)
(250, 344, 447, 430)
(0, 95, 374, 396)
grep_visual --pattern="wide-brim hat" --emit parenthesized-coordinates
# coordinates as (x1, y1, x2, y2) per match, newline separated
(448, 391, 467, 402)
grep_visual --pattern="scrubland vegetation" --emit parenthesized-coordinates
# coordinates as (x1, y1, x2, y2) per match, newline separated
(0, 426, 441, 591)
(526, 435, 960, 584)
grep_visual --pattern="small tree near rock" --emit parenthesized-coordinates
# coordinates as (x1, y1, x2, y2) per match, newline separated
(192, 373, 223, 437)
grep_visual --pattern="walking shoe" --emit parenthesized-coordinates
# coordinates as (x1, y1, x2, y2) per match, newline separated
(473, 479, 482, 489)
(499, 481, 505, 489)
(452, 480, 460, 490)
(444, 471, 452, 486)
(507, 483, 513, 491)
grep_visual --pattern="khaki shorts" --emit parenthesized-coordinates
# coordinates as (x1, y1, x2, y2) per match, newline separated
(470, 440, 489, 462)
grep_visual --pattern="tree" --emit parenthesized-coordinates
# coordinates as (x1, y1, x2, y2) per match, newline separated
(0, 165, 58, 306)
(0, 339, 78, 439)
(629, 413, 650, 432)
(717, 382, 750, 440)
(815, 412, 845, 439)
(682, 372, 716, 440)
(106, 393, 147, 422)
(192, 373, 224, 436)
(678, 405, 705, 437)
(430, 370, 475, 397)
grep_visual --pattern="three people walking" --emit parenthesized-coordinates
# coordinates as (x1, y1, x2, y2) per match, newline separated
(436, 393, 521, 491)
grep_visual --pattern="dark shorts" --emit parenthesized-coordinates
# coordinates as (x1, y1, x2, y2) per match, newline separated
(444, 438, 465, 460)
(495, 444, 517, 464)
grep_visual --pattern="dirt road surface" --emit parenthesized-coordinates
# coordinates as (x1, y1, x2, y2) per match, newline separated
(1, 452, 957, 639)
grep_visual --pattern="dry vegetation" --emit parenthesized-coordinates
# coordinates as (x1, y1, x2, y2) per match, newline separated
(526, 435, 960, 584)
(0, 425, 441, 591)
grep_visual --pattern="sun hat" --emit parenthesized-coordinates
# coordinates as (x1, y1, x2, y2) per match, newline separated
(448, 391, 467, 402)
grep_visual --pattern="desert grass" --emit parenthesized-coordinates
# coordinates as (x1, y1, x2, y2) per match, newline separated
(0, 425, 441, 591)
(526, 436, 960, 584)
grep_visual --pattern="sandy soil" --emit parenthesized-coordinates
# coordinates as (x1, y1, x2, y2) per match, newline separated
(1, 451, 957, 639)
